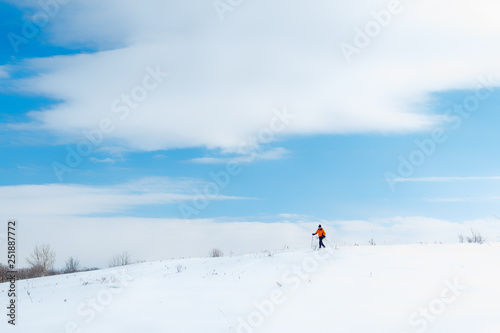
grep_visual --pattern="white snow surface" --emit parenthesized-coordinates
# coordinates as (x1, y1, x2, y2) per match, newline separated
(1, 243, 500, 333)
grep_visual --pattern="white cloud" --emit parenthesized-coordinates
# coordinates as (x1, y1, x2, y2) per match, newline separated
(393, 176, 500, 183)
(16, 164, 34, 170)
(0, 177, 246, 216)
(0, 67, 8, 79)
(277, 213, 313, 220)
(330, 216, 500, 245)
(4, 0, 500, 152)
(190, 147, 290, 164)
(89, 157, 115, 164)
(424, 196, 500, 203)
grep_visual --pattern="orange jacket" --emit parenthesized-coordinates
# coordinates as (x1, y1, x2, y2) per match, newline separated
(314, 228, 326, 237)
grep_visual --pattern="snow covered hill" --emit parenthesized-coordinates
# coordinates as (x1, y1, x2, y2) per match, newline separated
(1, 243, 500, 333)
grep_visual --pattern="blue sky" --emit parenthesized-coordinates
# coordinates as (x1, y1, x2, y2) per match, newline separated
(1, 0, 500, 266)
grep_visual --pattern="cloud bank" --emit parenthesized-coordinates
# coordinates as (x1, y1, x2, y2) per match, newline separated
(3, 0, 500, 153)
(0, 177, 245, 216)
(2, 214, 498, 268)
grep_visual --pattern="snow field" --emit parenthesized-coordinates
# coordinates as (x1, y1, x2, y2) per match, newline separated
(1, 243, 500, 332)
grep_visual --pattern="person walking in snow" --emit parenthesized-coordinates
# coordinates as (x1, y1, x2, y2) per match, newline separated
(312, 225, 326, 249)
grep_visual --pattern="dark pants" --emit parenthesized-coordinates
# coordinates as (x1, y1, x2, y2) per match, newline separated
(319, 236, 325, 248)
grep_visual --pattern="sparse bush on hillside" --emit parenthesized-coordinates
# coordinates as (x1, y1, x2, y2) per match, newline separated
(369, 230, 376, 246)
(459, 230, 486, 244)
(81, 267, 100, 272)
(18, 266, 48, 279)
(109, 251, 131, 267)
(263, 250, 274, 257)
(1, 262, 59, 280)
(466, 230, 486, 244)
(2, 250, 99, 281)
(64, 256, 81, 273)
(210, 248, 224, 258)
(0, 264, 8, 282)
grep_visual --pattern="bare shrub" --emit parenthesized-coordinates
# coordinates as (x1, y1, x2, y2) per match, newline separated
(0, 264, 8, 282)
(109, 251, 131, 267)
(210, 248, 224, 258)
(64, 256, 81, 273)
(17, 265, 47, 279)
(369, 230, 376, 246)
(466, 229, 486, 244)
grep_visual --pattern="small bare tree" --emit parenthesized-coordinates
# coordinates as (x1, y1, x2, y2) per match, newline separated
(64, 256, 81, 273)
(369, 230, 376, 246)
(466, 229, 486, 244)
(210, 248, 224, 258)
(109, 251, 131, 267)
(26, 244, 56, 276)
